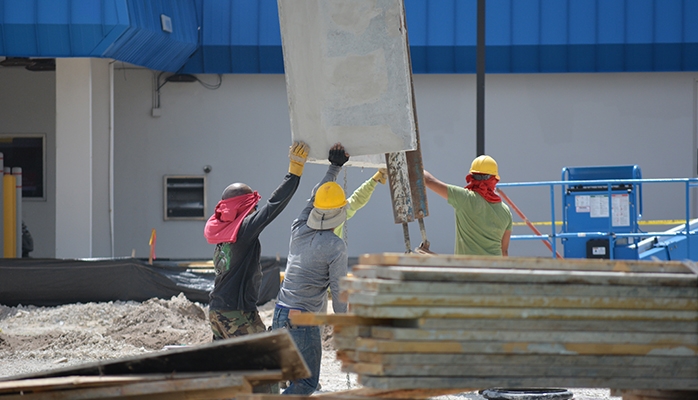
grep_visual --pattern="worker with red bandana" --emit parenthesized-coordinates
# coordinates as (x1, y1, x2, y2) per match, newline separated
(423, 155, 512, 256)
(203, 141, 309, 340)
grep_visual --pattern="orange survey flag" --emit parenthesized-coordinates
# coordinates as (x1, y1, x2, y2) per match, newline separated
(148, 229, 156, 264)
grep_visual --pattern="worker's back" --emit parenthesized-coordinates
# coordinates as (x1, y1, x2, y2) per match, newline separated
(447, 185, 512, 255)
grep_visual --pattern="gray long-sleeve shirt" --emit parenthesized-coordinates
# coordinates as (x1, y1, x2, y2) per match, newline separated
(277, 165, 348, 314)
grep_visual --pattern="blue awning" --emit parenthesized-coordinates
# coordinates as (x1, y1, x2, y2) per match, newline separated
(179, 0, 698, 74)
(0, 0, 198, 72)
(1, 0, 697, 74)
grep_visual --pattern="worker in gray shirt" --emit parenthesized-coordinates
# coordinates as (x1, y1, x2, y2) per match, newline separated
(273, 143, 349, 395)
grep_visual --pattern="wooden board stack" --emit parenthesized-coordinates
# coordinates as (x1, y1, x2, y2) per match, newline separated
(298, 253, 698, 396)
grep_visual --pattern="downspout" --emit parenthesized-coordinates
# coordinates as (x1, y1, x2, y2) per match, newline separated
(109, 60, 115, 257)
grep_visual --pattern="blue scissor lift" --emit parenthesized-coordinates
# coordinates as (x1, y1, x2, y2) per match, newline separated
(498, 165, 698, 261)
(561, 165, 643, 260)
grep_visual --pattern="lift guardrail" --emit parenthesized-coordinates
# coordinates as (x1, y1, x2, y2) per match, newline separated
(497, 176, 698, 261)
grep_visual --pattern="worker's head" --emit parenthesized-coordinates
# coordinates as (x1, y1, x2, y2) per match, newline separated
(307, 182, 348, 230)
(469, 155, 499, 181)
(221, 183, 252, 200)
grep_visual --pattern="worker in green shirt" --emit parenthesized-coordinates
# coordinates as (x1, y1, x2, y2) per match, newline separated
(424, 155, 512, 256)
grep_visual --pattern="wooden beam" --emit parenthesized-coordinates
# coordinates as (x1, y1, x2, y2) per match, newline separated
(340, 277, 698, 299)
(346, 292, 698, 311)
(360, 327, 698, 345)
(352, 265, 698, 287)
(414, 318, 698, 333)
(351, 338, 698, 356)
(289, 313, 392, 327)
(348, 304, 698, 321)
(358, 375, 698, 391)
(345, 362, 695, 379)
(358, 253, 694, 274)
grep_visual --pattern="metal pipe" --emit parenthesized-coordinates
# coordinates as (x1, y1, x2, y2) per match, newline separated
(402, 222, 411, 253)
(109, 60, 115, 257)
(476, 0, 486, 156)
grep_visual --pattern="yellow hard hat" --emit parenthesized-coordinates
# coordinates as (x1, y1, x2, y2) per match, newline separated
(470, 155, 499, 180)
(313, 182, 348, 210)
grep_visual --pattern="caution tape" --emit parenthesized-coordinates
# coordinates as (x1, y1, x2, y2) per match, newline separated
(512, 220, 689, 227)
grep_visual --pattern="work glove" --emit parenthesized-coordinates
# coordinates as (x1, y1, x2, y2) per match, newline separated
(328, 145, 349, 167)
(372, 168, 388, 184)
(288, 141, 309, 176)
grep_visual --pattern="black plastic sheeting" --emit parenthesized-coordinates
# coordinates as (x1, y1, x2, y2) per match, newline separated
(0, 257, 282, 307)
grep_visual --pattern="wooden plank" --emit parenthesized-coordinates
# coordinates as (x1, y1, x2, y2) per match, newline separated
(320, 388, 470, 398)
(349, 304, 698, 321)
(351, 265, 698, 287)
(340, 277, 698, 299)
(0, 330, 308, 383)
(0, 373, 251, 400)
(351, 338, 698, 356)
(615, 389, 698, 400)
(347, 352, 698, 370)
(363, 327, 698, 345)
(346, 292, 698, 311)
(414, 318, 698, 333)
(358, 375, 698, 391)
(236, 387, 466, 399)
(359, 253, 694, 274)
(334, 325, 372, 337)
(344, 362, 696, 379)
(0, 376, 149, 394)
(289, 313, 392, 327)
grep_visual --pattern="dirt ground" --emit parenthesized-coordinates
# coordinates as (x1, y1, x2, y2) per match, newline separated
(0, 294, 619, 399)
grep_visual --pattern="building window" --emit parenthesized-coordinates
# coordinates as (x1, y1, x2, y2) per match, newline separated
(164, 176, 206, 220)
(0, 134, 46, 200)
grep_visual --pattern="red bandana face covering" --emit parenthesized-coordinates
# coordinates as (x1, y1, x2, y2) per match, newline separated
(465, 174, 502, 203)
(203, 191, 261, 244)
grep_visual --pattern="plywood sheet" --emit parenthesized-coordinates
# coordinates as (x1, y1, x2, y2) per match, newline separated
(278, 0, 417, 167)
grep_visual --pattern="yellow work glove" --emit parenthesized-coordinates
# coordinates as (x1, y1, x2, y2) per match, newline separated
(288, 141, 309, 176)
(372, 168, 388, 184)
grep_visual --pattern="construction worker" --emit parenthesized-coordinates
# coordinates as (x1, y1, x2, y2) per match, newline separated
(315, 167, 388, 313)
(423, 155, 512, 256)
(272, 143, 350, 395)
(203, 141, 309, 340)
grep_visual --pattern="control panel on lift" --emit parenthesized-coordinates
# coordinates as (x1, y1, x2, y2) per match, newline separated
(561, 165, 642, 259)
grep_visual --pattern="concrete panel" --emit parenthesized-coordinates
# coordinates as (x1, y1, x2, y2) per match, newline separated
(278, 0, 417, 167)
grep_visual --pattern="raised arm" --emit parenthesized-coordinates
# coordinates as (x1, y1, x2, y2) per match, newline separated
(423, 170, 449, 200)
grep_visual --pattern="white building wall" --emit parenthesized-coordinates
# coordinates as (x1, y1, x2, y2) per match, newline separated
(1, 67, 696, 259)
(0, 68, 56, 258)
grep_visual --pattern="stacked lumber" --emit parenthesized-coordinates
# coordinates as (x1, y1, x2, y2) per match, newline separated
(294, 253, 698, 395)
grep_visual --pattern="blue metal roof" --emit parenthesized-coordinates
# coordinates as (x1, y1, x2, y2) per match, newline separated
(1, 0, 697, 74)
(179, 0, 698, 74)
(0, 0, 198, 72)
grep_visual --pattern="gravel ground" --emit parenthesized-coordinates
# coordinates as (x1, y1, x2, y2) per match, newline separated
(0, 294, 620, 399)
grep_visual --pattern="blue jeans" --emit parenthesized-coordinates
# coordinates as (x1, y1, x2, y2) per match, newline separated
(272, 306, 321, 395)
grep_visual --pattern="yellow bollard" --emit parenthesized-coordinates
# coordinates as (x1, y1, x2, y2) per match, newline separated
(3, 172, 15, 257)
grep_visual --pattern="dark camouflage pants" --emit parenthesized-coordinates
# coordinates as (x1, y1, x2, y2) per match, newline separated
(208, 309, 278, 394)
(208, 309, 267, 340)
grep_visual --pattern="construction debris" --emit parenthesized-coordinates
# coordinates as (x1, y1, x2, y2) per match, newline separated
(0, 330, 309, 399)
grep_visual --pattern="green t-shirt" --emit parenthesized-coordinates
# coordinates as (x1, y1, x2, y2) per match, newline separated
(447, 185, 513, 256)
